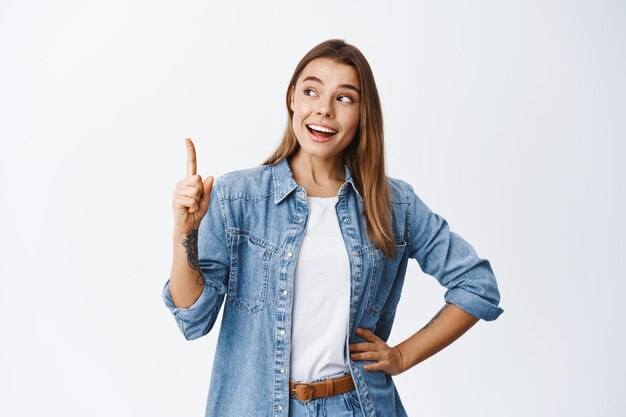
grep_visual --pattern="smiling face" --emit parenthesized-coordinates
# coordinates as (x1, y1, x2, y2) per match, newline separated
(289, 57, 361, 164)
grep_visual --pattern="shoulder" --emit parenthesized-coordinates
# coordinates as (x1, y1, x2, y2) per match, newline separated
(214, 164, 274, 201)
(385, 175, 414, 204)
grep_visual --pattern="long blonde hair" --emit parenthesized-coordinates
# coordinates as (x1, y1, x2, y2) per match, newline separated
(261, 39, 395, 259)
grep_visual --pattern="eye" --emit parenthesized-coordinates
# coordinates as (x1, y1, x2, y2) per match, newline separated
(338, 95, 354, 103)
(303, 88, 317, 97)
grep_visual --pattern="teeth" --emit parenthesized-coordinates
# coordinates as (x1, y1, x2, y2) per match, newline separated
(308, 124, 337, 134)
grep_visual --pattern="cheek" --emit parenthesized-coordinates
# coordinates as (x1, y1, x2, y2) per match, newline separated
(291, 101, 308, 121)
(292, 110, 304, 127)
(345, 112, 360, 132)
(291, 109, 305, 135)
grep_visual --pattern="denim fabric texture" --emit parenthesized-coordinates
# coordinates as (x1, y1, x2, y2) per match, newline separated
(162, 157, 504, 417)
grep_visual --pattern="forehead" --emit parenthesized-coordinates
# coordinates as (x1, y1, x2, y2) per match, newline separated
(298, 57, 360, 87)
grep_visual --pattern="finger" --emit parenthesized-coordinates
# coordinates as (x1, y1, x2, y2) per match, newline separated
(185, 138, 197, 177)
(181, 190, 201, 206)
(182, 174, 203, 190)
(199, 176, 214, 209)
(363, 362, 381, 372)
(173, 194, 200, 207)
(348, 342, 375, 352)
(356, 328, 380, 342)
(175, 184, 202, 204)
(178, 179, 202, 196)
(351, 350, 379, 361)
(173, 195, 200, 212)
(202, 176, 214, 197)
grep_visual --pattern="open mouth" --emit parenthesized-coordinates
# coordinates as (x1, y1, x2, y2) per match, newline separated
(306, 124, 338, 141)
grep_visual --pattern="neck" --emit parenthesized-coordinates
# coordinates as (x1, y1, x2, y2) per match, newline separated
(289, 149, 345, 183)
(288, 149, 346, 197)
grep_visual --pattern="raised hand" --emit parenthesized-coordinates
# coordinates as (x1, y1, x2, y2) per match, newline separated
(171, 138, 215, 235)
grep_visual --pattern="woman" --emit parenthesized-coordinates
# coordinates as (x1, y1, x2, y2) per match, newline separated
(163, 39, 503, 417)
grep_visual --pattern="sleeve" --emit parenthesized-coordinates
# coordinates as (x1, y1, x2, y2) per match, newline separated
(162, 176, 231, 340)
(405, 183, 503, 321)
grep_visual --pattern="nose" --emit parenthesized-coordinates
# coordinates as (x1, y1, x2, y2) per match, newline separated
(316, 97, 333, 118)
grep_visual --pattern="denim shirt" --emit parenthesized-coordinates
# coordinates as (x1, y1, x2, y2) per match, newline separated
(162, 157, 503, 417)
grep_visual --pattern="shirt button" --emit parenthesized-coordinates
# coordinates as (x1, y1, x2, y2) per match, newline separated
(352, 250, 358, 256)
(287, 252, 293, 257)
(282, 290, 288, 295)
(296, 217, 303, 223)
(280, 329, 285, 335)
(278, 405, 283, 411)
(344, 217, 349, 222)
(280, 368, 285, 373)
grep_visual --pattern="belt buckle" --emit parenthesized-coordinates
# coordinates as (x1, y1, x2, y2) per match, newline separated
(292, 382, 316, 403)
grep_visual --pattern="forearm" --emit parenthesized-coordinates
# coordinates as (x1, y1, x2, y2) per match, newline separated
(394, 303, 480, 373)
(169, 229, 205, 308)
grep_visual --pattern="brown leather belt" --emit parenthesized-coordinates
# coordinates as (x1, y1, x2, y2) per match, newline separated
(289, 373, 355, 403)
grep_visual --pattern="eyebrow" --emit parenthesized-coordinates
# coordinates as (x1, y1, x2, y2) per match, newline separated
(302, 75, 361, 95)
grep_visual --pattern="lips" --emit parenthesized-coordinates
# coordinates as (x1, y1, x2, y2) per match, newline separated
(307, 123, 338, 133)
(306, 124, 337, 143)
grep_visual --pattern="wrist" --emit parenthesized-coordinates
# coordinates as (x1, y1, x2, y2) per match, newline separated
(172, 226, 198, 238)
(173, 228, 197, 242)
(394, 344, 411, 374)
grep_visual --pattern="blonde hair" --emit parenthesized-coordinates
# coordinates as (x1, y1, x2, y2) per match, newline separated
(261, 39, 395, 259)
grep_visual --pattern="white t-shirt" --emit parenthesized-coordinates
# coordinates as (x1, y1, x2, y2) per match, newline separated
(289, 195, 351, 382)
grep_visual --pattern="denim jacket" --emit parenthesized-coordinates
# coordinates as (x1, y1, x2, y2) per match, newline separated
(162, 157, 503, 417)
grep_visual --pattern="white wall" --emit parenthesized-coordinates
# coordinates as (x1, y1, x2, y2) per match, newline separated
(1, 1, 624, 416)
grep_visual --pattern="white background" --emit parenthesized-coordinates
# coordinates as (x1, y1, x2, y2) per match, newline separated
(1, 1, 624, 416)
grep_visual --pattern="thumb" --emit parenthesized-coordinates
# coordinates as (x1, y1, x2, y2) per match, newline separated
(200, 176, 215, 207)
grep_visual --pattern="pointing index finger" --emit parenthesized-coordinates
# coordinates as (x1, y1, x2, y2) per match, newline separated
(185, 138, 197, 177)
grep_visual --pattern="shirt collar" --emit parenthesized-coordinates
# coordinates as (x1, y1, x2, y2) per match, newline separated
(272, 157, 362, 204)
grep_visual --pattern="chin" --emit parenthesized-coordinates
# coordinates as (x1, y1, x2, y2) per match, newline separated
(292, 124, 352, 160)
(297, 143, 344, 161)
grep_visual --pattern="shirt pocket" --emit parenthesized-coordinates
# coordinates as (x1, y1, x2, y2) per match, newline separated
(365, 238, 407, 317)
(227, 232, 271, 314)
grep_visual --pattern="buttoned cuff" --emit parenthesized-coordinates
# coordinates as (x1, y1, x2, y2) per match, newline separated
(162, 278, 222, 340)
(444, 287, 504, 321)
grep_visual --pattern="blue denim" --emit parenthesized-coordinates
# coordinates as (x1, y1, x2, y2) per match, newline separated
(162, 157, 503, 417)
(289, 368, 365, 417)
